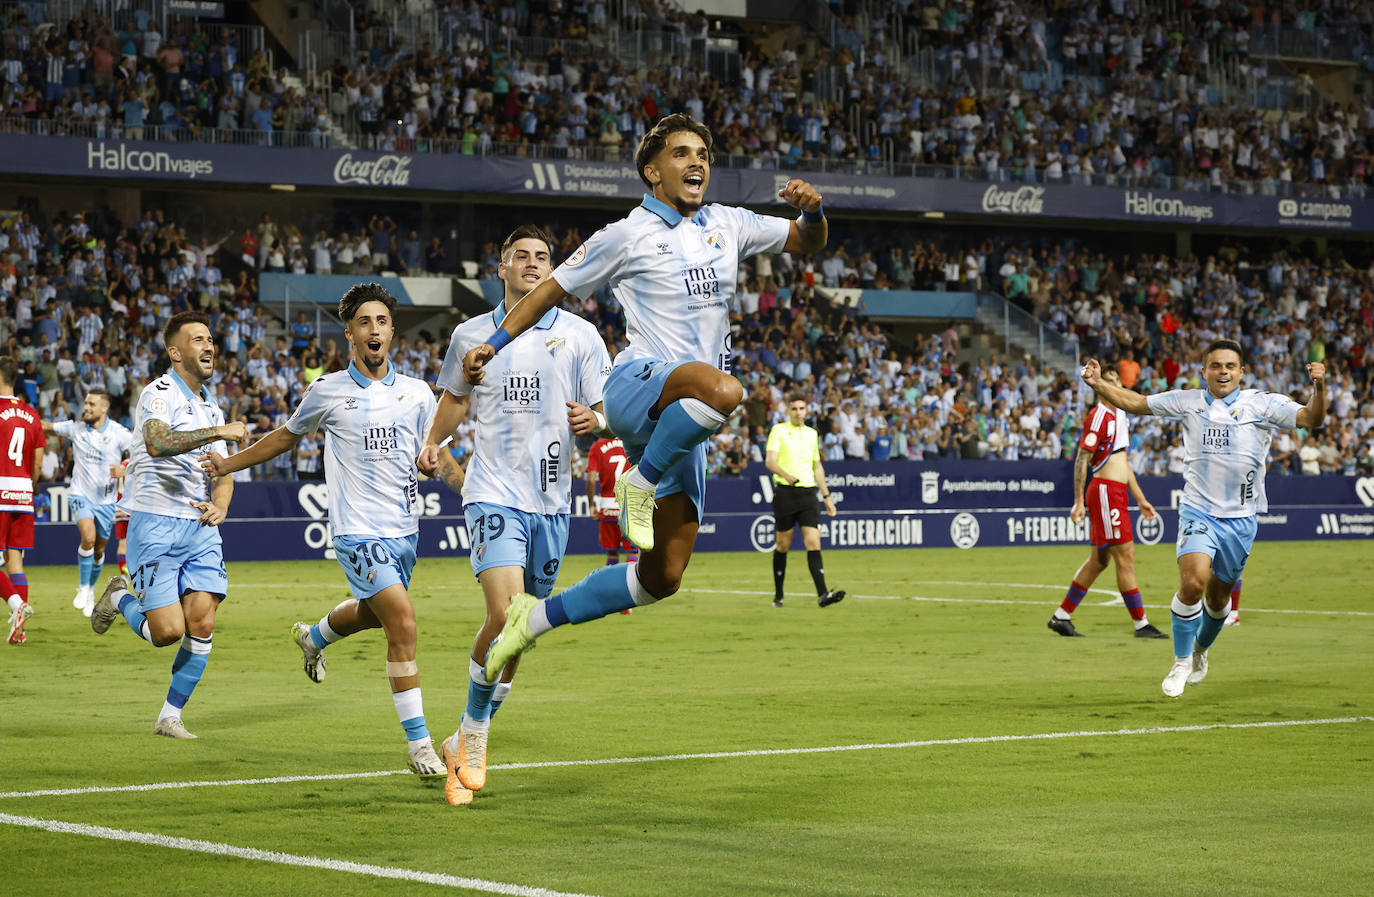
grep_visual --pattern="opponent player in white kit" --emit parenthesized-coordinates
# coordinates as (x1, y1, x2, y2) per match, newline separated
(1081, 339, 1326, 696)
(1048, 364, 1164, 638)
(462, 113, 828, 683)
(43, 389, 132, 615)
(90, 312, 248, 738)
(419, 224, 611, 806)
(202, 284, 448, 778)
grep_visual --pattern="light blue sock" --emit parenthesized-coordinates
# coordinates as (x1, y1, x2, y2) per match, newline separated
(1170, 594, 1202, 659)
(89, 559, 104, 589)
(308, 605, 347, 651)
(543, 563, 647, 631)
(77, 547, 94, 588)
(166, 634, 212, 711)
(637, 398, 727, 483)
(464, 657, 497, 723)
(392, 687, 429, 741)
(1195, 604, 1230, 651)
(117, 591, 152, 642)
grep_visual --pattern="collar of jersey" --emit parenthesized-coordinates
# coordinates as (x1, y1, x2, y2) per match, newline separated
(169, 368, 211, 402)
(1202, 387, 1241, 407)
(347, 360, 396, 388)
(491, 300, 558, 331)
(640, 193, 705, 227)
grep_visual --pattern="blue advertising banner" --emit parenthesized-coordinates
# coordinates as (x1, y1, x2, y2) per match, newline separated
(27, 463, 1374, 567)
(3, 133, 1371, 232)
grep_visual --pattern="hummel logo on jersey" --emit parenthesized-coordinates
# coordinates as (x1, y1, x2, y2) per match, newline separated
(344, 397, 358, 410)
(656, 242, 672, 255)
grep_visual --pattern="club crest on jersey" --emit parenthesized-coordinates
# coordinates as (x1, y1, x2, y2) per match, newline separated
(545, 337, 566, 357)
(704, 231, 725, 250)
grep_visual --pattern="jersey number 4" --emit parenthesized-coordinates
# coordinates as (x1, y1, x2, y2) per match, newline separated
(7, 428, 24, 467)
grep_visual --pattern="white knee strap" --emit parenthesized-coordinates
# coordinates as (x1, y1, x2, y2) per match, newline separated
(386, 660, 418, 678)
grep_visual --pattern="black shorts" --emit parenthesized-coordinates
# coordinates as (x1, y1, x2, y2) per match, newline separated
(773, 484, 820, 531)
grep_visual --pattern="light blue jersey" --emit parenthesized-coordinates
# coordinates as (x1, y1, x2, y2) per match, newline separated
(285, 362, 437, 539)
(122, 370, 227, 519)
(53, 418, 132, 505)
(551, 194, 791, 373)
(440, 304, 609, 516)
(1146, 387, 1302, 517)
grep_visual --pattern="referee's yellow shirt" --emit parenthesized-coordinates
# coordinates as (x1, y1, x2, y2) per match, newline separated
(766, 422, 821, 487)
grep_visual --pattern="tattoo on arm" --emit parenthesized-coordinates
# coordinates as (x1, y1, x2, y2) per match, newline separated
(436, 452, 465, 495)
(144, 419, 221, 457)
(1073, 451, 1091, 499)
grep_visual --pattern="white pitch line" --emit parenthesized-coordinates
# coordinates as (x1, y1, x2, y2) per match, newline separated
(0, 813, 601, 897)
(3, 717, 1369, 801)
(870, 578, 1121, 597)
(685, 587, 1374, 617)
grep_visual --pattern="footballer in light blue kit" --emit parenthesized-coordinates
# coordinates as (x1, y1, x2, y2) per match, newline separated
(43, 389, 132, 616)
(89, 312, 249, 740)
(1081, 339, 1326, 697)
(419, 224, 611, 806)
(201, 283, 451, 780)
(460, 113, 830, 687)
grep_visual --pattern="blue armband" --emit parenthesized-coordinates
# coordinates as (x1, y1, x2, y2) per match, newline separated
(801, 206, 825, 223)
(486, 327, 512, 353)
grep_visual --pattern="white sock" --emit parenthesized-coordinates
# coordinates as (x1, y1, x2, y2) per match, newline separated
(1133, 618, 1150, 629)
(5, 595, 21, 613)
(407, 734, 434, 753)
(528, 601, 552, 638)
(464, 715, 491, 732)
(157, 701, 180, 722)
(1052, 608, 1071, 621)
(626, 467, 654, 490)
(493, 682, 512, 704)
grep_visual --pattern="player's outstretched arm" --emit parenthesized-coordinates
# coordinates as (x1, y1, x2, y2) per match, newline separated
(779, 179, 827, 255)
(1295, 362, 1327, 429)
(418, 391, 470, 477)
(145, 418, 248, 458)
(1080, 359, 1150, 415)
(190, 474, 234, 527)
(199, 425, 301, 477)
(463, 276, 571, 385)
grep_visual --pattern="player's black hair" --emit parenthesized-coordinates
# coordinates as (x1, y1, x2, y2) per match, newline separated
(337, 282, 397, 323)
(0, 357, 16, 388)
(787, 392, 808, 405)
(1203, 338, 1247, 367)
(500, 225, 556, 264)
(635, 113, 715, 189)
(163, 311, 210, 347)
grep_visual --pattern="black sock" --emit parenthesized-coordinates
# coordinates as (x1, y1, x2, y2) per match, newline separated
(807, 550, 828, 596)
(773, 551, 787, 600)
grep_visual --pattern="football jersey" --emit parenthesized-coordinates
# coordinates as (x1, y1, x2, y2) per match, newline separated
(587, 437, 629, 515)
(0, 395, 43, 512)
(285, 362, 436, 539)
(439, 303, 610, 516)
(1078, 403, 1129, 474)
(1146, 387, 1302, 517)
(551, 194, 791, 372)
(54, 418, 133, 505)
(123, 369, 228, 519)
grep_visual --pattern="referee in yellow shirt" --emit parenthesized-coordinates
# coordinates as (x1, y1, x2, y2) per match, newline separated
(765, 394, 844, 609)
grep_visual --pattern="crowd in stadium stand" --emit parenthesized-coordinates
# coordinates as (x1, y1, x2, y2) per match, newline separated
(3, 1, 1374, 195)
(8, 199, 1371, 491)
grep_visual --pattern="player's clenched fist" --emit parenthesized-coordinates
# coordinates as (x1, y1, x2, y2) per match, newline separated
(777, 178, 823, 214)
(463, 343, 495, 385)
(1081, 358, 1102, 387)
(1306, 362, 1325, 383)
(417, 444, 442, 477)
(219, 421, 249, 443)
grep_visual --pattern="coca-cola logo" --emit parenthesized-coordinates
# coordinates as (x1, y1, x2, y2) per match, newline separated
(332, 153, 413, 187)
(980, 185, 1045, 215)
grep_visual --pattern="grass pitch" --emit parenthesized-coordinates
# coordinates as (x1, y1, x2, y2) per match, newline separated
(2, 541, 1372, 896)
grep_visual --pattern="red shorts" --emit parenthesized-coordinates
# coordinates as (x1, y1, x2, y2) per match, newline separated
(0, 510, 34, 551)
(598, 518, 633, 551)
(1086, 479, 1132, 547)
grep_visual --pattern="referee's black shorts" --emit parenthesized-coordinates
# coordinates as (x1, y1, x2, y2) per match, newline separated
(772, 484, 821, 531)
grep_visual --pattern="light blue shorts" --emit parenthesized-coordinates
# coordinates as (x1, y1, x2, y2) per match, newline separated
(333, 534, 418, 601)
(69, 496, 116, 541)
(603, 358, 709, 517)
(126, 511, 228, 612)
(1176, 504, 1258, 584)
(464, 502, 570, 598)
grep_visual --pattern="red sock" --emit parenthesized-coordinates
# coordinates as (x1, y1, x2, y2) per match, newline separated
(11, 573, 26, 604)
(0, 571, 13, 602)
(1230, 579, 1242, 612)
